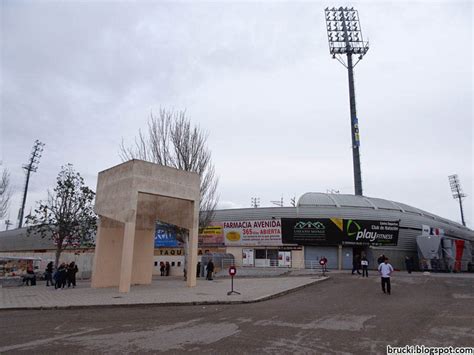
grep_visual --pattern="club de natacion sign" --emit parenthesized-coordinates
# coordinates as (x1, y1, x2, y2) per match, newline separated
(281, 218, 399, 246)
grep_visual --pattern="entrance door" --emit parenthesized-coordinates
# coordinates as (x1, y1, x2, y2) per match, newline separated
(342, 247, 353, 269)
(304, 246, 338, 269)
(352, 246, 367, 270)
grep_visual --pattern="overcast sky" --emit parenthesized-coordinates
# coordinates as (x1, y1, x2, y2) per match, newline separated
(1, 0, 472, 230)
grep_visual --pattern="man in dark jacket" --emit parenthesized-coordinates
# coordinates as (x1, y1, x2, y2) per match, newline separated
(352, 255, 361, 275)
(405, 256, 414, 274)
(206, 259, 214, 280)
(55, 263, 67, 290)
(67, 262, 78, 288)
(196, 262, 201, 278)
(45, 261, 54, 287)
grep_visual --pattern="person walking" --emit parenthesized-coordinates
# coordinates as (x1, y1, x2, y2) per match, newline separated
(206, 259, 214, 280)
(67, 262, 78, 288)
(378, 258, 394, 295)
(159, 262, 165, 276)
(196, 262, 201, 278)
(24, 266, 36, 286)
(352, 255, 361, 275)
(165, 261, 170, 276)
(45, 261, 54, 287)
(320, 256, 328, 273)
(55, 263, 67, 290)
(361, 256, 369, 277)
(405, 256, 413, 274)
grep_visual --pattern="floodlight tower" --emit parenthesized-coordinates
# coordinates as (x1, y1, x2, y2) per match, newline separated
(448, 174, 467, 226)
(325, 7, 369, 196)
(18, 140, 45, 228)
(251, 197, 260, 208)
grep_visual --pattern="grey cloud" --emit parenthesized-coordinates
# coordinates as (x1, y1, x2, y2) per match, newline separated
(1, 1, 472, 228)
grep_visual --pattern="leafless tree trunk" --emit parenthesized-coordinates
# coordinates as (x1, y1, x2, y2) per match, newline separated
(0, 167, 11, 219)
(120, 108, 219, 227)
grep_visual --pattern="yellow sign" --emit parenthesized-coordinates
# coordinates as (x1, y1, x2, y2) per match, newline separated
(226, 231, 241, 242)
(330, 218, 343, 232)
(200, 226, 223, 235)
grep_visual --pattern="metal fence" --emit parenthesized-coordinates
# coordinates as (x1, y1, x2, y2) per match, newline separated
(216, 258, 327, 271)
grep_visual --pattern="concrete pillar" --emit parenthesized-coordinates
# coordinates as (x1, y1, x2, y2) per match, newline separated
(91, 220, 105, 288)
(119, 221, 136, 293)
(338, 244, 343, 270)
(186, 202, 199, 287)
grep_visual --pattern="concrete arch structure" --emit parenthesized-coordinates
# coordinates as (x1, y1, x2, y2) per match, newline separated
(91, 160, 200, 293)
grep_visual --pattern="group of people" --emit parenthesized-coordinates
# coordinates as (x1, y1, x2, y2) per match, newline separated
(44, 261, 79, 290)
(351, 253, 395, 294)
(159, 261, 171, 276)
(22, 266, 37, 286)
(351, 254, 370, 277)
(159, 259, 216, 280)
(195, 259, 214, 280)
(22, 261, 79, 289)
(161, 259, 215, 281)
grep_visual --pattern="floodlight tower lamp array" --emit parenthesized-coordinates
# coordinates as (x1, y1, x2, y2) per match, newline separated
(325, 7, 369, 68)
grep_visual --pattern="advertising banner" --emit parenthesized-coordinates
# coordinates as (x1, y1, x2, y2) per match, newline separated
(353, 117, 360, 147)
(223, 219, 282, 246)
(281, 218, 399, 246)
(199, 224, 224, 245)
(154, 222, 181, 248)
(421, 225, 431, 236)
(421, 224, 444, 237)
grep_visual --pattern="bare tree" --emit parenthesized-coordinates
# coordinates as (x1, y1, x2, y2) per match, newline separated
(120, 108, 219, 227)
(0, 166, 11, 219)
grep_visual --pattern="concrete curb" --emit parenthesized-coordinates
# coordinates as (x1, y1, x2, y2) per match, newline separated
(0, 276, 329, 311)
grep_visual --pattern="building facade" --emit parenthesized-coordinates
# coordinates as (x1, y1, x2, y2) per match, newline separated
(1, 192, 473, 276)
(207, 193, 473, 271)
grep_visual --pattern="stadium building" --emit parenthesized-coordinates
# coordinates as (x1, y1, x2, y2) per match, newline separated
(1, 192, 473, 277)
(204, 192, 473, 271)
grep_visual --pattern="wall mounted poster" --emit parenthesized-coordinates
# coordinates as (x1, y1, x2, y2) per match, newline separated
(281, 218, 399, 246)
(154, 222, 181, 248)
(223, 219, 282, 246)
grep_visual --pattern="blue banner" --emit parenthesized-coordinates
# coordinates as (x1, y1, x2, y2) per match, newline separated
(154, 223, 179, 247)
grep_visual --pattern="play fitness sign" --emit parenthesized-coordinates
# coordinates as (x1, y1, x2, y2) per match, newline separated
(281, 218, 399, 246)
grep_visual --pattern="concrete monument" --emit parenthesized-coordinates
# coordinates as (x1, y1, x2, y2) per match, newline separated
(91, 160, 200, 293)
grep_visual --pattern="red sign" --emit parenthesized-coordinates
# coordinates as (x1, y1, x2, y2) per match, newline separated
(319, 259, 327, 266)
(228, 266, 237, 276)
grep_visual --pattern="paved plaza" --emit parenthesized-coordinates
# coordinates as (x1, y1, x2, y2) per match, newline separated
(0, 274, 326, 309)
